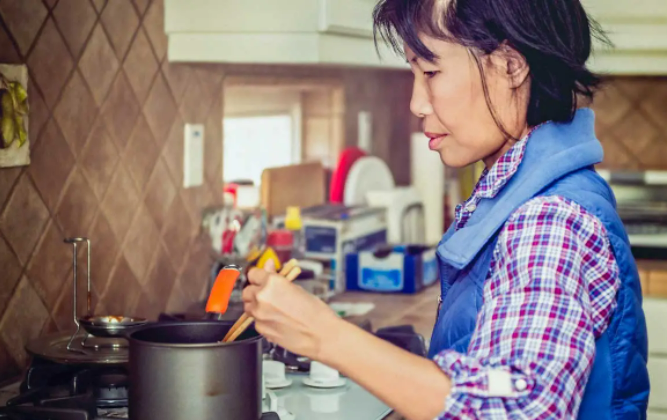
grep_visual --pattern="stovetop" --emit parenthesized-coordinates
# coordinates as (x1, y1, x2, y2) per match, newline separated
(0, 314, 424, 420)
(0, 376, 390, 420)
(0, 363, 393, 420)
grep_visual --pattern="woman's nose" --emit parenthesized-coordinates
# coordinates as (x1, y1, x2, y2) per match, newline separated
(409, 78, 433, 118)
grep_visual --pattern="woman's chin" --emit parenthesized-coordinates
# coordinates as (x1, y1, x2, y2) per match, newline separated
(438, 150, 472, 169)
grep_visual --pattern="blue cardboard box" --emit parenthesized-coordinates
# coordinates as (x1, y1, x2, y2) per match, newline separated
(345, 245, 439, 294)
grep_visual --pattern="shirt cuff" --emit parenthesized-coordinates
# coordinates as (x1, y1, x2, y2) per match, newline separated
(434, 350, 535, 412)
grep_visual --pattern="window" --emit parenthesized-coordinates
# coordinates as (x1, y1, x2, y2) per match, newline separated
(223, 115, 295, 185)
(221, 78, 346, 184)
(222, 85, 303, 185)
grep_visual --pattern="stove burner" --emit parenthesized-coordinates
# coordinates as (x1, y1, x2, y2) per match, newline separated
(94, 373, 129, 408)
(1, 356, 130, 420)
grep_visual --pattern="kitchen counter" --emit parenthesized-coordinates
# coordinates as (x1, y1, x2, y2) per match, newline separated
(331, 285, 440, 420)
(332, 284, 440, 342)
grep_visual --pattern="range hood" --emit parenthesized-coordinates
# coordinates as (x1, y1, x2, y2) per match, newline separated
(164, 0, 667, 75)
(164, 0, 408, 69)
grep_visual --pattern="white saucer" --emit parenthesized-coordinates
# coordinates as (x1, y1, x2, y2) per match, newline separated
(302, 377, 347, 389)
(265, 378, 293, 389)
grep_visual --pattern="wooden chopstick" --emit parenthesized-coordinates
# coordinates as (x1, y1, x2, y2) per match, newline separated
(221, 259, 299, 342)
(223, 265, 302, 343)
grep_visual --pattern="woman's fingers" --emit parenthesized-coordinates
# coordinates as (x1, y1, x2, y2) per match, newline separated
(264, 258, 277, 273)
(242, 284, 263, 316)
(247, 266, 271, 286)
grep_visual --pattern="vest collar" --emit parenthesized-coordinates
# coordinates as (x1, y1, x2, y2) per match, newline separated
(437, 108, 603, 269)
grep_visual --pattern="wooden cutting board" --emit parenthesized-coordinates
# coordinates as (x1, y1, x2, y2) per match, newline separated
(261, 161, 326, 218)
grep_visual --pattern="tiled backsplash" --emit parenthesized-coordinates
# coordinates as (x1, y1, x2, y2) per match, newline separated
(0, 0, 415, 382)
(592, 76, 667, 170)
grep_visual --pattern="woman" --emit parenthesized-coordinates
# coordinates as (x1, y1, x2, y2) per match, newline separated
(243, 0, 650, 418)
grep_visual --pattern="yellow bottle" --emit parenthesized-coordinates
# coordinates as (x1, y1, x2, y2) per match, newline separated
(285, 206, 305, 259)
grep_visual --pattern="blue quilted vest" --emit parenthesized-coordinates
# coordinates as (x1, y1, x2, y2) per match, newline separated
(428, 108, 650, 419)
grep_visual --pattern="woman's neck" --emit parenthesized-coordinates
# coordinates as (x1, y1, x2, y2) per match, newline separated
(482, 126, 532, 170)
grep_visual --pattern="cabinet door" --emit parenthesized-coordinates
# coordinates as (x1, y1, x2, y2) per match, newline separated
(165, 0, 319, 33)
(649, 411, 667, 420)
(319, 0, 376, 38)
(649, 358, 667, 411)
(644, 298, 667, 354)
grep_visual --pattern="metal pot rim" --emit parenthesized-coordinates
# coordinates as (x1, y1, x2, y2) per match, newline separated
(126, 321, 263, 348)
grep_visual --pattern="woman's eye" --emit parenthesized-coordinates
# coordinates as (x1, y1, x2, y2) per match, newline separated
(424, 71, 439, 79)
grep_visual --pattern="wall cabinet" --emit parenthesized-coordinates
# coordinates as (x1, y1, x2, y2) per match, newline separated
(164, 0, 667, 75)
(164, 0, 408, 69)
(583, 0, 667, 75)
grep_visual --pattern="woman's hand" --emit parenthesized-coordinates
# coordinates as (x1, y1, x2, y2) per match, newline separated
(242, 261, 339, 360)
(244, 261, 451, 420)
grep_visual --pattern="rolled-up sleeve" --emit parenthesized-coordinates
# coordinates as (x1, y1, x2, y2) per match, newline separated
(433, 196, 620, 419)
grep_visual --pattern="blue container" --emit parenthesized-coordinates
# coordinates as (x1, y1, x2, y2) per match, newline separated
(345, 245, 439, 294)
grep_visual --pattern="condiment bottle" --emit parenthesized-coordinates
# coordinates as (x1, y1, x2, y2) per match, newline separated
(285, 206, 305, 260)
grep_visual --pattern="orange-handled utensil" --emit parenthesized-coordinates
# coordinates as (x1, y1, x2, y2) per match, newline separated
(221, 259, 299, 342)
(206, 265, 242, 315)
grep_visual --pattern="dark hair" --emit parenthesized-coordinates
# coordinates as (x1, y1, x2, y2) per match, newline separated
(372, 0, 611, 131)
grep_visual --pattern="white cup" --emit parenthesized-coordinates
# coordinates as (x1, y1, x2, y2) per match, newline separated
(263, 360, 287, 386)
(309, 361, 340, 384)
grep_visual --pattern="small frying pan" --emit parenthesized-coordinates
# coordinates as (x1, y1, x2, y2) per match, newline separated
(64, 238, 148, 352)
(78, 315, 148, 338)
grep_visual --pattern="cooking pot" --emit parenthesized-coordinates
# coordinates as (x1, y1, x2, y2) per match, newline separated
(126, 321, 263, 420)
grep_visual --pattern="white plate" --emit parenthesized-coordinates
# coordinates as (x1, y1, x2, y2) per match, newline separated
(265, 378, 293, 389)
(343, 156, 395, 206)
(302, 377, 347, 389)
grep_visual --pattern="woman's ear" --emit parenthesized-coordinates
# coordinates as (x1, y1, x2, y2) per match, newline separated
(491, 42, 530, 89)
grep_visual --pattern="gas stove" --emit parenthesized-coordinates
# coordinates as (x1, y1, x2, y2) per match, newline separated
(0, 357, 393, 420)
(0, 314, 424, 420)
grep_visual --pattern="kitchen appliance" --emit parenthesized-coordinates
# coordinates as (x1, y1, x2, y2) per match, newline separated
(600, 172, 667, 259)
(366, 187, 425, 244)
(300, 205, 388, 295)
(0, 315, 425, 420)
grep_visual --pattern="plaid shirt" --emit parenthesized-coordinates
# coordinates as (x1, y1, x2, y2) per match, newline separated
(433, 135, 620, 419)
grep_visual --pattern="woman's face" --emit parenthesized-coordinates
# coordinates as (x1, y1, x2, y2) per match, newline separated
(407, 35, 531, 168)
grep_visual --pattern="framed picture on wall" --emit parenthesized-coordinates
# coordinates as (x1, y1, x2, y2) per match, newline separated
(0, 64, 30, 168)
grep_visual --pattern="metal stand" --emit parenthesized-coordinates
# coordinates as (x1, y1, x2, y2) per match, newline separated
(80, 335, 126, 350)
(64, 237, 91, 355)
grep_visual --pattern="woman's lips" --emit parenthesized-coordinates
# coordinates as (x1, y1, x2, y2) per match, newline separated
(425, 133, 448, 150)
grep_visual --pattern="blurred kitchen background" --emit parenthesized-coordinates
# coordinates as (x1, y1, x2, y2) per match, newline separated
(0, 0, 665, 416)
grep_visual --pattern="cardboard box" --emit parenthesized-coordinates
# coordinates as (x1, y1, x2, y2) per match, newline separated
(300, 205, 387, 294)
(345, 245, 439, 294)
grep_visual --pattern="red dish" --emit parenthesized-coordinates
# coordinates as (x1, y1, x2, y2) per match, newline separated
(329, 147, 367, 203)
